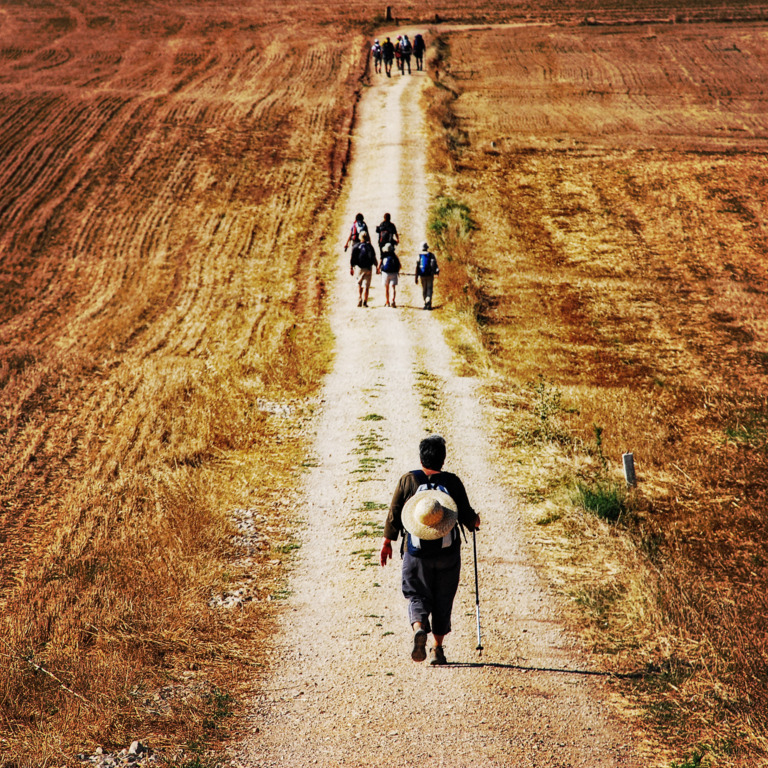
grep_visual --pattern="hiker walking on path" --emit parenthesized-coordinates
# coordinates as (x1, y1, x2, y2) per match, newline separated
(371, 39, 383, 74)
(375, 212, 399, 256)
(415, 241, 439, 310)
(382, 37, 395, 77)
(349, 231, 378, 307)
(380, 435, 480, 665)
(394, 35, 403, 74)
(344, 212, 369, 252)
(379, 242, 401, 308)
(399, 35, 413, 74)
(413, 33, 425, 71)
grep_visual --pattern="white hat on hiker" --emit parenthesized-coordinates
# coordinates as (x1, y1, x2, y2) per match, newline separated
(382, 242, 393, 252)
(402, 489, 458, 541)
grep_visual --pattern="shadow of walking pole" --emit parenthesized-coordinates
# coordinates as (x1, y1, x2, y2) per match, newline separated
(441, 661, 644, 679)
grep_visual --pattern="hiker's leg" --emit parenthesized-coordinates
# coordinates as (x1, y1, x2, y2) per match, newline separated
(430, 551, 461, 640)
(402, 553, 433, 634)
(421, 276, 433, 306)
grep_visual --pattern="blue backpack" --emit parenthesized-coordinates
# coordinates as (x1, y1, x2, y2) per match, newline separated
(381, 252, 400, 274)
(418, 252, 436, 277)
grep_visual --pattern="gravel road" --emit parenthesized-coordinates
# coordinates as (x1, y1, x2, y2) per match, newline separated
(233, 43, 648, 768)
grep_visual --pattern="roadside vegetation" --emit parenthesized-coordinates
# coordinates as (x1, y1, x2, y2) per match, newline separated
(424, 25, 768, 767)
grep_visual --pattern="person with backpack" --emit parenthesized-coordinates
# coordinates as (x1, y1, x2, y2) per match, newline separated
(344, 212, 368, 252)
(399, 35, 413, 74)
(375, 212, 399, 256)
(415, 241, 439, 310)
(371, 39, 383, 74)
(413, 33, 425, 71)
(394, 35, 403, 74)
(381, 37, 395, 78)
(379, 242, 401, 308)
(349, 231, 378, 307)
(380, 435, 480, 665)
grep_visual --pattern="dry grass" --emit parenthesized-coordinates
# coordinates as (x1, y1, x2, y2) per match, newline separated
(0, 1, 365, 763)
(424, 23, 768, 766)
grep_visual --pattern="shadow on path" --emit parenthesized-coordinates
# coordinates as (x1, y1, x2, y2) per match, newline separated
(440, 661, 644, 679)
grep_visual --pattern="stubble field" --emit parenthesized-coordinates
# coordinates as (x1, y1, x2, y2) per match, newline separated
(426, 18, 768, 765)
(2, 0, 768, 765)
(0, 0, 366, 762)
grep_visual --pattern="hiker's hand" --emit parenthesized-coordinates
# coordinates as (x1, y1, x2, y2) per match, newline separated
(344, 244, 349, 252)
(380, 539, 393, 566)
(473, 514, 481, 530)
(350, 268, 354, 276)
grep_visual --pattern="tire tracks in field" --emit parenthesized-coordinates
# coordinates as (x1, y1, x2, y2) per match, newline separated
(0, 14, 366, 614)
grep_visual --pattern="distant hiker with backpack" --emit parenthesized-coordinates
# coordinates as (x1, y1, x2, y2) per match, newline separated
(371, 39, 383, 74)
(375, 212, 399, 256)
(380, 435, 480, 665)
(379, 242, 401, 308)
(382, 37, 395, 77)
(413, 33, 425, 71)
(415, 241, 439, 310)
(394, 35, 403, 74)
(349, 231, 378, 307)
(399, 35, 413, 74)
(344, 212, 369, 252)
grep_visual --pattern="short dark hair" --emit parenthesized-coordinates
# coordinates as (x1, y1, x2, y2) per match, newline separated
(383, 212, 391, 221)
(419, 435, 446, 471)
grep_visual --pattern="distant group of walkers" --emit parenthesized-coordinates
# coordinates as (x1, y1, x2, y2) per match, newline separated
(344, 212, 439, 310)
(371, 33, 426, 77)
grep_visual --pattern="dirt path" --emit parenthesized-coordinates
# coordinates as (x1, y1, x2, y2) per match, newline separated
(234, 51, 645, 768)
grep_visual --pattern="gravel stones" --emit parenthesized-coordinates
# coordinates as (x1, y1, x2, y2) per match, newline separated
(77, 742, 159, 768)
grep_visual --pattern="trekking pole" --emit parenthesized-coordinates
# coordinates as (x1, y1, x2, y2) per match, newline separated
(472, 528, 483, 655)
